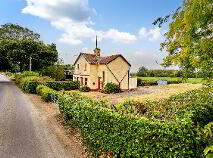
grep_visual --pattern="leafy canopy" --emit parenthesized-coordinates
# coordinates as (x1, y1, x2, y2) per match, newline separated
(0, 23, 40, 41)
(0, 24, 58, 72)
(154, 0, 213, 78)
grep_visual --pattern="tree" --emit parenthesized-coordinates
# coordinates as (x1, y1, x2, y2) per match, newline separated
(137, 66, 149, 77)
(154, 0, 213, 78)
(0, 23, 58, 72)
(64, 64, 75, 70)
(0, 23, 40, 41)
(0, 39, 58, 72)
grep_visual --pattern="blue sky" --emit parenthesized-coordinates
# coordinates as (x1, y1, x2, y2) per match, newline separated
(0, 0, 182, 72)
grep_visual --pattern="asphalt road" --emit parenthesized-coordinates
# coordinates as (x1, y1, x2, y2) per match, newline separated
(0, 75, 73, 158)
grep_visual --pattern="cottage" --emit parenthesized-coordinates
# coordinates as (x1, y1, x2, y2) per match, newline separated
(73, 45, 137, 91)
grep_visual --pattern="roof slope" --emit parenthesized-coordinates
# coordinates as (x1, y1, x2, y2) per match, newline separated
(74, 53, 131, 66)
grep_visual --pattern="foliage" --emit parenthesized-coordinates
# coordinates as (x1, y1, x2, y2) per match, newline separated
(136, 66, 149, 77)
(41, 65, 65, 81)
(64, 64, 75, 70)
(15, 72, 79, 93)
(14, 71, 40, 84)
(137, 78, 158, 86)
(0, 23, 40, 41)
(155, 0, 213, 78)
(103, 82, 120, 94)
(203, 122, 213, 158)
(57, 91, 210, 157)
(138, 77, 213, 85)
(18, 76, 52, 94)
(137, 77, 182, 86)
(79, 86, 91, 92)
(46, 81, 79, 91)
(36, 85, 58, 102)
(16, 71, 213, 157)
(0, 24, 59, 72)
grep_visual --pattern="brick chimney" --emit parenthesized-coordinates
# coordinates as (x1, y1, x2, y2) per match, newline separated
(94, 48, 101, 57)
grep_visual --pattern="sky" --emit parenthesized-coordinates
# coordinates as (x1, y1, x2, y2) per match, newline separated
(0, 0, 182, 72)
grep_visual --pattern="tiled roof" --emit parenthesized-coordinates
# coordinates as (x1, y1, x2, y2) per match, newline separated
(74, 53, 131, 66)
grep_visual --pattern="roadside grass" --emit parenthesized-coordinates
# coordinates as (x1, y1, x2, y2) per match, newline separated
(138, 77, 213, 84)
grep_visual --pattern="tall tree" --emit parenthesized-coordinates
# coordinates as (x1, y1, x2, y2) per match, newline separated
(0, 23, 58, 72)
(154, 0, 213, 78)
(0, 23, 40, 41)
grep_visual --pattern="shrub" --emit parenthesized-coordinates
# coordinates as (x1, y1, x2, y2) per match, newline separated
(137, 79, 157, 86)
(36, 85, 58, 102)
(79, 86, 90, 92)
(103, 82, 120, 94)
(15, 71, 40, 84)
(41, 65, 65, 81)
(19, 76, 52, 93)
(46, 81, 79, 91)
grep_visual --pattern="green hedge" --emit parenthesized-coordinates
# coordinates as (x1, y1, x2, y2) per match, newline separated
(57, 93, 209, 157)
(36, 85, 58, 102)
(119, 88, 213, 125)
(46, 81, 79, 91)
(16, 72, 79, 93)
(19, 76, 52, 94)
(137, 78, 183, 86)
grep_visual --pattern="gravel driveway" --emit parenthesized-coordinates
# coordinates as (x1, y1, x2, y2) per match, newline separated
(0, 74, 74, 158)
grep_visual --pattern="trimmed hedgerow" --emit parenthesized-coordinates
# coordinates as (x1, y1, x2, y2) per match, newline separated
(46, 81, 79, 91)
(36, 85, 58, 102)
(57, 92, 210, 157)
(19, 76, 52, 94)
(17, 74, 79, 93)
(118, 88, 213, 125)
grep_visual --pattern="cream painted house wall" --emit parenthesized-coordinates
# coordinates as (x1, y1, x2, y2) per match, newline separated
(73, 56, 90, 87)
(89, 64, 99, 90)
(105, 57, 130, 90)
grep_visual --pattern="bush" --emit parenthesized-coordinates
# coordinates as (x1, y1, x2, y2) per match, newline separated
(137, 79, 157, 86)
(46, 81, 79, 91)
(103, 82, 120, 94)
(19, 76, 52, 93)
(36, 85, 58, 102)
(15, 71, 40, 84)
(79, 86, 90, 92)
(41, 65, 65, 81)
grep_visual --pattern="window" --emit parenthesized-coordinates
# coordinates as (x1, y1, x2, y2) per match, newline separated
(84, 63, 87, 71)
(85, 78, 88, 86)
(77, 64, 79, 70)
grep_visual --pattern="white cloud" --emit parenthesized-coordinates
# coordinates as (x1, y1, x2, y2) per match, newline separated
(22, 0, 137, 45)
(104, 29, 137, 43)
(139, 27, 165, 41)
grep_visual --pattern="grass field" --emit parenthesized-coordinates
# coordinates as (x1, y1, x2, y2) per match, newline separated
(138, 77, 213, 84)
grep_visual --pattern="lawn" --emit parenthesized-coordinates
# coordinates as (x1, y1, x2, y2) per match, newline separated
(138, 77, 213, 84)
